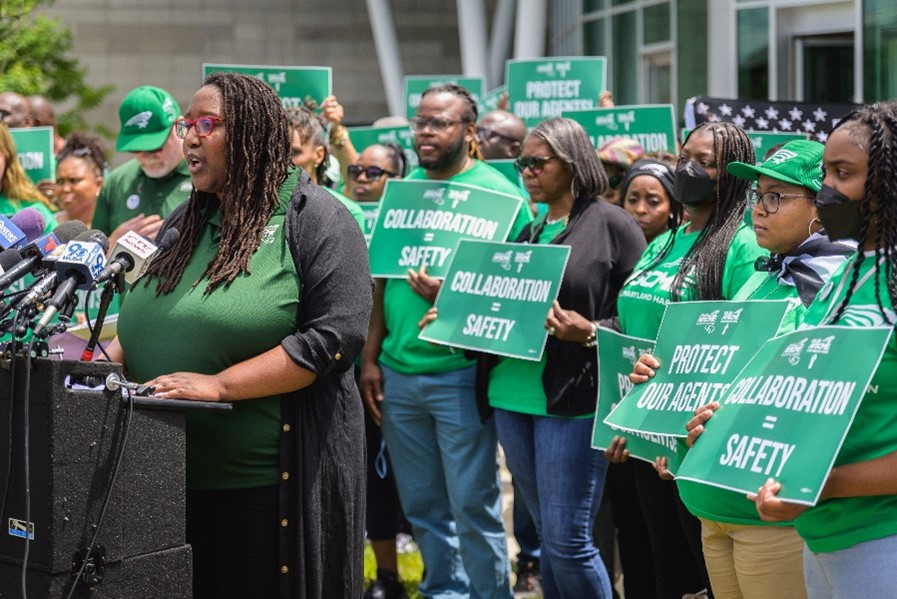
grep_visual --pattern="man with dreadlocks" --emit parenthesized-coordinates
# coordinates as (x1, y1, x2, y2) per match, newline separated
(611, 121, 767, 599)
(360, 83, 530, 599)
(751, 101, 897, 598)
(109, 72, 371, 599)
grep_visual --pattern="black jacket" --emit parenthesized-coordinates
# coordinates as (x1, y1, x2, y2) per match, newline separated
(160, 171, 372, 599)
(475, 194, 645, 418)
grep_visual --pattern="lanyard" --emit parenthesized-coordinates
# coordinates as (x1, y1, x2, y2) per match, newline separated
(819, 256, 882, 324)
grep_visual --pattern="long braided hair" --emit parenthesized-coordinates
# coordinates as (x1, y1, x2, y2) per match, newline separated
(828, 101, 897, 326)
(421, 83, 484, 159)
(631, 122, 754, 301)
(145, 71, 291, 295)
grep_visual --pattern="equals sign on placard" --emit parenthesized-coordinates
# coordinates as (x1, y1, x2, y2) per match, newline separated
(490, 302, 502, 312)
(761, 415, 778, 430)
(423, 233, 435, 242)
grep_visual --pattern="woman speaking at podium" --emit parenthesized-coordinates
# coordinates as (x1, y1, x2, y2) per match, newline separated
(107, 72, 372, 599)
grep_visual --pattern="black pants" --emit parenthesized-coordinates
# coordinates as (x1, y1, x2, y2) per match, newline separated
(187, 485, 280, 599)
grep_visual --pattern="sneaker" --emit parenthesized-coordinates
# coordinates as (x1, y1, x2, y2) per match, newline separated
(513, 561, 542, 597)
(363, 569, 408, 599)
(681, 590, 709, 599)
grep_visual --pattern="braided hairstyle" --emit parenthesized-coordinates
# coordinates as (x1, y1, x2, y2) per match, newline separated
(421, 83, 483, 159)
(380, 142, 407, 177)
(828, 101, 897, 326)
(56, 131, 107, 177)
(632, 122, 754, 301)
(145, 71, 291, 296)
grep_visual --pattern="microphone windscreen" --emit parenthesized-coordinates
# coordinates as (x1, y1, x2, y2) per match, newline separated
(157, 228, 180, 252)
(53, 220, 88, 244)
(0, 249, 23, 272)
(11, 208, 46, 243)
(78, 229, 110, 253)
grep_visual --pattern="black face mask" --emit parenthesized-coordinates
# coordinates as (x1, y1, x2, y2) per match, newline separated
(815, 184, 864, 242)
(675, 161, 717, 206)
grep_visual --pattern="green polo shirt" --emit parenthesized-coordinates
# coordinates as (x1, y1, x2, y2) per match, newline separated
(380, 160, 533, 375)
(117, 169, 301, 490)
(92, 159, 193, 236)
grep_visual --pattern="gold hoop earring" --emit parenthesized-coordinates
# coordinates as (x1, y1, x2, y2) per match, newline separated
(808, 217, 821, 237)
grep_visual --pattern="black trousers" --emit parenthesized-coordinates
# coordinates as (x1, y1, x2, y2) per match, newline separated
(187, 485, 280, 599)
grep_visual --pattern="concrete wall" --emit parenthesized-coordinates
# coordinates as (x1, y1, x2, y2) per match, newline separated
(40, 0, 473, 139)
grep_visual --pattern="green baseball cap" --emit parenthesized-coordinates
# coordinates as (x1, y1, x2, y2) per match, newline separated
(116, 86, 180, 152)
(727, 139, 825, 193)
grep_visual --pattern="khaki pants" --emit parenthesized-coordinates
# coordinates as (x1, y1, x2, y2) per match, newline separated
(700, 518, 807, 599)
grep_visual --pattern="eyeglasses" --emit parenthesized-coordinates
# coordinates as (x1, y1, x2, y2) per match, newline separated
(514, 156, 561, 175)
(0, 109, 9, 122)
(347, 164, 397, 181)
(476, 126, 517, 144)
(409, 117, 469, 133)
(175, 116, 225, 139)
(746, 189, 814, 214)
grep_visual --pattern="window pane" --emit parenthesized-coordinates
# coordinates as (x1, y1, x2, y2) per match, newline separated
(612, 0, 634, 5)
(648, 60, 672, 104)
(583, 0, 607, 11)
(738, 8, 769, 99)
(612, 11, 638, 104)
(864, 0, 897, 101)
(643, 3, 671, 45)
(677, 0, 708, 114)
(584, 18, 606, 56)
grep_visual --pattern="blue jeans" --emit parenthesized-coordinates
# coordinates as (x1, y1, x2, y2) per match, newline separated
(804, 535, 897, 598)
(494, 409, 612, 599)
(512, 476, 541, 565)
(380, 365, 511, 599)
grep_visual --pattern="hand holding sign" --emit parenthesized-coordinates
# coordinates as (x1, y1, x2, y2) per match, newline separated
(408, 264, 441, 303)
(685, 402, 720, 448)
(748, 479, 809, 522)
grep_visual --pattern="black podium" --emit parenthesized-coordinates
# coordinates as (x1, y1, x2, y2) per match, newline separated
(0, 358, 198, 598)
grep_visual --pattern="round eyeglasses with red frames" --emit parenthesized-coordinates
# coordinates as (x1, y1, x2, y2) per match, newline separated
(175, 116, 225, 139)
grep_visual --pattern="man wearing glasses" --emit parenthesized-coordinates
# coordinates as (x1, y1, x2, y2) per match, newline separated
(361, 84, 531, 599)
(476, 110, 527, 161)
(92, 86, 192, 247)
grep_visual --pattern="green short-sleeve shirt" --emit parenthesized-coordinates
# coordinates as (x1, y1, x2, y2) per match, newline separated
(324, 186, 366, 233)
(380, 160, 533, 375)
(92, 159, 193, 236)
(117, 170, 301, 490)
(790, 253, 897, 552)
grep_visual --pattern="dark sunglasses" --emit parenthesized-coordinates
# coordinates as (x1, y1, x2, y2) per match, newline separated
(347, 164, 397, 180)
(514, 155, 561, 175)
(476, 126, 518, 144)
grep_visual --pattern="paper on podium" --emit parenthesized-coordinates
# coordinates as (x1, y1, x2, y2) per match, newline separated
(65, 313, 118, 341)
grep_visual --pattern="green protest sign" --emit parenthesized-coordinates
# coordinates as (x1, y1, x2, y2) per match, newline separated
(486, 160, 526, 195)
(591, 329, 684, 468)
(682, 129, 809, 163)
(347, 125, 419, 171)
(419, 239, 570, 360)
(507, 57, 607, 127)
(10, 127, 54, 184)
(368, 180, 523, 278)
(565, 105, 677, 153)
(404, 75, 484, 119)
(202, 64, 332, 110)
(357, 202, 380, 243)
(604, 300, 790, 437)
(676, 326, 892, 505)
(480, 85, 507, 113)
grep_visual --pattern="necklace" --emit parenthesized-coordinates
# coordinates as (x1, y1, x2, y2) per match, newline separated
(545, 214, 569, 226)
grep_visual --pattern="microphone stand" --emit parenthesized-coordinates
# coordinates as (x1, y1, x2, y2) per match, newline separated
(81, 279, 117, 362)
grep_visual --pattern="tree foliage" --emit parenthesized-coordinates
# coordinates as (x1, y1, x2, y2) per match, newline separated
(0, 0, 113, 136)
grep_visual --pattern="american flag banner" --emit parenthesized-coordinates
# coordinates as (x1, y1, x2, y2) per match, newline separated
(684, 96, 859, 143)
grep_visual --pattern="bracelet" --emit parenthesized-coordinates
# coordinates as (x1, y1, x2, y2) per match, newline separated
(582, 321, 598, 348)
(329, 125, 348, 148)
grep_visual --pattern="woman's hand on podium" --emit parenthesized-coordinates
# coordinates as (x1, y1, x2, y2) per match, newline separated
(148, 372, 225, 402)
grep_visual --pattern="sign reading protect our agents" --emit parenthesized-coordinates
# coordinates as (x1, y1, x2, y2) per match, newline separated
(404, 75, 485, 119)
(419, 239, 570, 361)
(10, 126, 54, 185)
(202, 64, 332, 110)
(565, 105, 678, 153)
(591, 329, 683, 469)
(507, 57, 607, 127)
(347, 125, 419, 172)
(604, 300, 790, 437)
(367, 180, 522, 278)
(676, 325, 892, 505)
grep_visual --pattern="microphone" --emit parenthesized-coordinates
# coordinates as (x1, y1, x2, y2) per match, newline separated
(96, 227, 179, 286)
(0, 215, 26, 250)
(10, 207, 47, 243)
(0, 220, 86, 292)
(12, 230, 109, 316)
(0, 249, 23, 274)
(32, 231, 109, 338)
